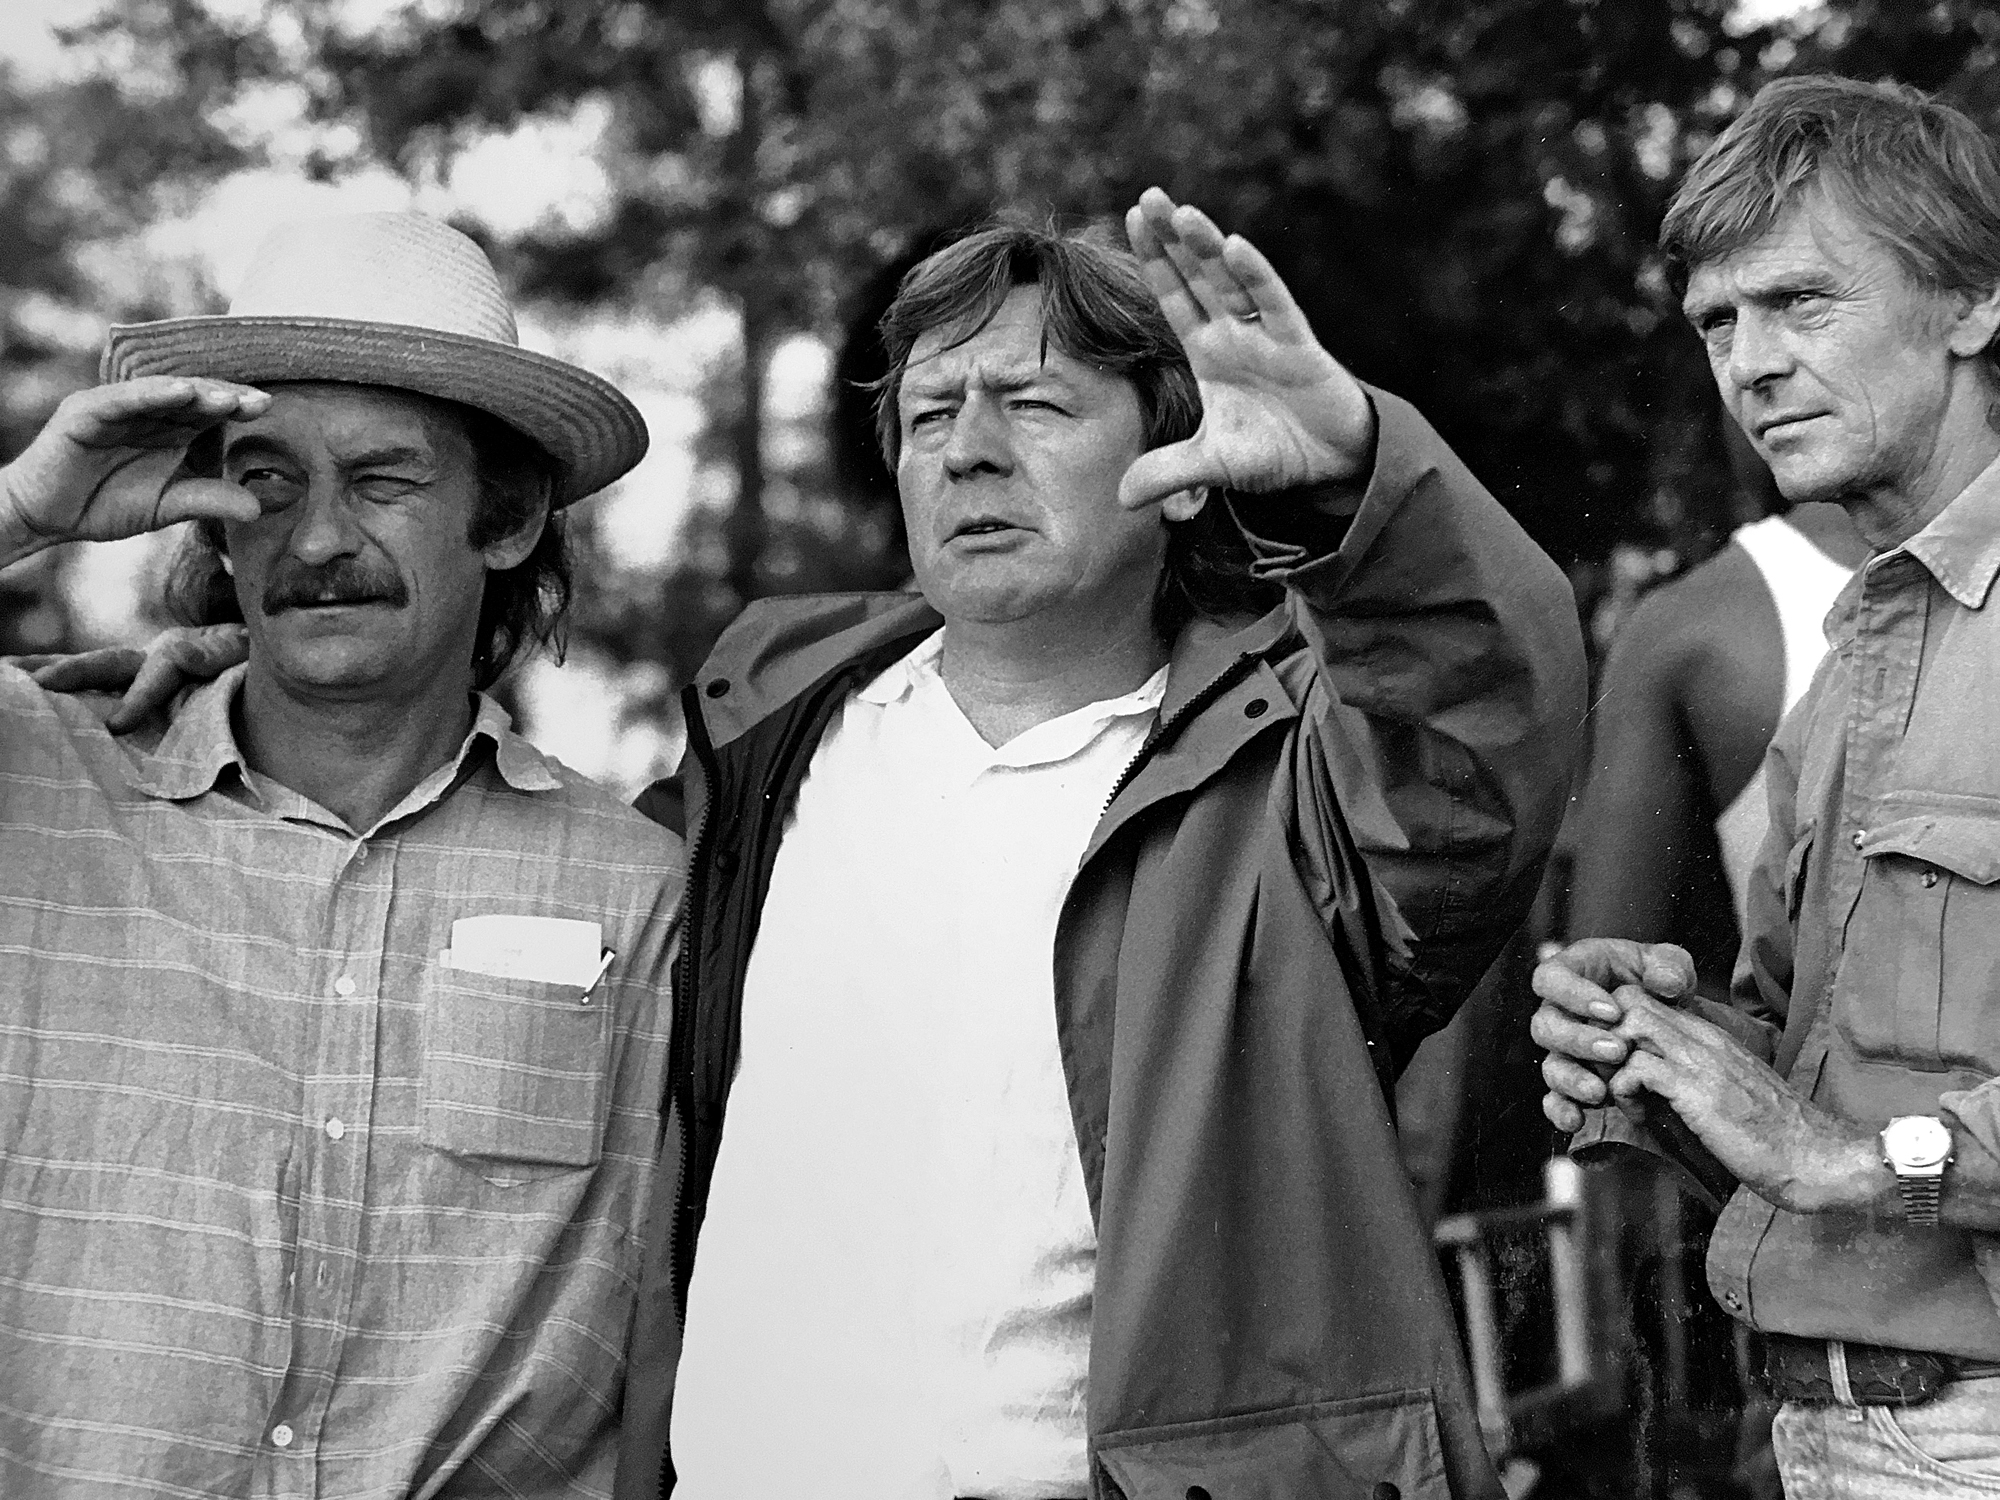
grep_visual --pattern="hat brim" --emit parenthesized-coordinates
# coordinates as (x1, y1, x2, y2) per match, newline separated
(102, 316, 648, 507)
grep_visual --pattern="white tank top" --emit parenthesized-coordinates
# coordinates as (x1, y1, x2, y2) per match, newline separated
(1713, 515, 1857, 926)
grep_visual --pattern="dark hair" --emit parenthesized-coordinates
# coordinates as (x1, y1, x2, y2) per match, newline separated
(164, 390, 568, 691)
(1662, 74, 2000, 308)
(871, 217, 1279, 637)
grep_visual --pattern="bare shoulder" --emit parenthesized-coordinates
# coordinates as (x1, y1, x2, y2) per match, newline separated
(1607, 543, 1777, 701)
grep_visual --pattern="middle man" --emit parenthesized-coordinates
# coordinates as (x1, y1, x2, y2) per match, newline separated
(619, 192, 1585, 1500)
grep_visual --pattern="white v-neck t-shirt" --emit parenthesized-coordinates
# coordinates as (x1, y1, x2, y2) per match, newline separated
(671, 631, 1166, 1500)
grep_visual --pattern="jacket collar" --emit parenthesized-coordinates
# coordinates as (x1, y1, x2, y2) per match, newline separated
(697, 590, 1297, 750)
(694, 593, 942, 750)
(1159, 602, 1294, 720)
(130, 664, 561, 804)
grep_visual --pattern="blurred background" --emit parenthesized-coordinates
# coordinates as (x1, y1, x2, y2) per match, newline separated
(6, 0, 1992, 797)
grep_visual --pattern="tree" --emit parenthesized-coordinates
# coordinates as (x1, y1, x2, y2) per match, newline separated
(0, 51, 247, 652)
(48, 0, 2000, 675)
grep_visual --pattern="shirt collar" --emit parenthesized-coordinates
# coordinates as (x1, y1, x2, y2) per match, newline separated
(1897, 451, 2000, 610)
(853, 627, 1170, 720)
(131, 665, 563, 804)
(854, 627, 944, 707)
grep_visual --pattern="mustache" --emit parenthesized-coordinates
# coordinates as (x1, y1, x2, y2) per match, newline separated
(260, 559, 410, 615)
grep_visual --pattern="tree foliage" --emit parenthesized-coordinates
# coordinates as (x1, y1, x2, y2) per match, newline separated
(24, 0, 2000, 672)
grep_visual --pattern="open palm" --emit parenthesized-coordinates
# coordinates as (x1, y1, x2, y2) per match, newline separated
(1120, 188, 1375, 510)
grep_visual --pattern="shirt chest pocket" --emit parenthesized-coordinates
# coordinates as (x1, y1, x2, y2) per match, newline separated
(420, 964, 613, 1173)
(1841, 804, 2000, 1073)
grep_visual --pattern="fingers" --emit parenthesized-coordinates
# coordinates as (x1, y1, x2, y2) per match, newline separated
(1128, 186, 1277, 332)
(1607, 1048, 1679, 1108)
(69, 378, 269, 443)
(1641, 944, 1698, 999)
(1216, 233, 1313, 341)
(1118, 440, 1217, 511)
(1531, 999, 1629, 1069)
(1531, 943, 1635, 1024)
(1532, 937, 1694, 1012)
(1541, 1046, 1613, 1108)
(1126, 196, 1203, 332)
(1611, 990, 1718, 1056)
(156, 476, 260, 530)
(1543, 1090, 1586, 1134)
(28, 646, 145, 695)
(106, 623, 248, 733)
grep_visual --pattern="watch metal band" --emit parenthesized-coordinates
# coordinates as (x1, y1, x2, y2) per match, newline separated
(1898, 1172, 1943, 1227)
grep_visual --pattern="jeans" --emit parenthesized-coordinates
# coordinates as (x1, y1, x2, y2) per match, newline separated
(1774, 1375, 2000, 1498)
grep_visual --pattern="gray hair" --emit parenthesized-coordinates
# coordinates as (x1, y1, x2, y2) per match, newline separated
(1661, 73, 2000, 304)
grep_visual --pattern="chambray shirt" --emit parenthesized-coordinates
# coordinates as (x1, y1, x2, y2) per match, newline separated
(0, 664, 680, 1497)
(1706, 451, 2000, 1357)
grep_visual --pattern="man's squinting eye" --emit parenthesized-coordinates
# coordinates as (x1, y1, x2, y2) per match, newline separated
(354, 473, 424, 498)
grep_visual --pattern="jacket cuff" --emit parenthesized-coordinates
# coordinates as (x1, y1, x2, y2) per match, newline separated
(1225, 389, 1384, 571)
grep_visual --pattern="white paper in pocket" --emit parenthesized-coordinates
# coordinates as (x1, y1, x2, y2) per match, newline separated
(440, 915, 604, 986)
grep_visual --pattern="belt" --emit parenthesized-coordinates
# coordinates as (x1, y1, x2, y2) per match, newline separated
(1762, 1333, 2000, 1407)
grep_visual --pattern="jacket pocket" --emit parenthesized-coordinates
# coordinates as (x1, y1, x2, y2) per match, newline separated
(1094, 1389, 1448, 1500)
(420, 962, 613, 1173)
(1841, 802, 2000, 1072)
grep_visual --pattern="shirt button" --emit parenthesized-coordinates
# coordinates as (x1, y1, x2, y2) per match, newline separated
(1723, 1291, 1742, 1310)
(1851, 830, 1865, 849)
(270, 1424, 294, 1449)
(1922, 869, 1941, 889)
(333, 975, 357, 997)
(323, 1117, 346, 1141)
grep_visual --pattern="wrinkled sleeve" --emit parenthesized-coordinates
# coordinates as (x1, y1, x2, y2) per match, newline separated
(1229, 387, 1587, 1062)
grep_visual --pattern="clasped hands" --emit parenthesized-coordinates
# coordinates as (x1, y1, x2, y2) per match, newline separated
(1532, 938, 1883, 1216)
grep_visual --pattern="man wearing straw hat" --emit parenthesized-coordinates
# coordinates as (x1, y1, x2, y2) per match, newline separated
(0, 211, 678, 1496)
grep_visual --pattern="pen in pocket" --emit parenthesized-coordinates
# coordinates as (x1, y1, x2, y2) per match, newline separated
(581, 949, 616, 1002)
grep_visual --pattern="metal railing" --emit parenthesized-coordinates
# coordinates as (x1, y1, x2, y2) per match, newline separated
(1434, 1157, 1625, 1459)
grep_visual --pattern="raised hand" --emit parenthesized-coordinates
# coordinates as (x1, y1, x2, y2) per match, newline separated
(1120, 187, 1375, 510)
(0, 377, 269, 568)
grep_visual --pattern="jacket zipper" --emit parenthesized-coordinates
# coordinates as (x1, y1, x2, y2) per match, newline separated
(657, 683, 716, 1500)
(1099, 648, 1265, 820)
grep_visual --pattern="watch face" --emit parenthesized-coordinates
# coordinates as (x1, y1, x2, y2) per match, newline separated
(1885, 1116, 1953, 1170)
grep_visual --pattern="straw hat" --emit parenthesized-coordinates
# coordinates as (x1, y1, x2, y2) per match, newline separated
(101, 211, 648, 506)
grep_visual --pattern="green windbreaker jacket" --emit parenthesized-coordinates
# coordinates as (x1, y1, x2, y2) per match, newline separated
(616, 390, 1587, 1500)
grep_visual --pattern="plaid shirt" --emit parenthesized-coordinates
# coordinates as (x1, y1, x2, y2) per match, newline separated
(0, 663, 680, 1498)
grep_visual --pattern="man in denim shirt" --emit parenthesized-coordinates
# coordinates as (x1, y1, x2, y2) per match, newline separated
(1536, 75, 2000, 1498)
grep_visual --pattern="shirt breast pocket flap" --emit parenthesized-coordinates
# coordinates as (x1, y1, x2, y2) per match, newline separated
(1859, 810, 2000, 885)
(1850, 806, 2000, 1070)
(1095, 1390, 1449, 1500)
(420, 963, 613, 1173)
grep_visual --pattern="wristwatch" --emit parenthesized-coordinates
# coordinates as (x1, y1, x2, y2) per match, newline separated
(1880, 1115, 1954, 1226)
